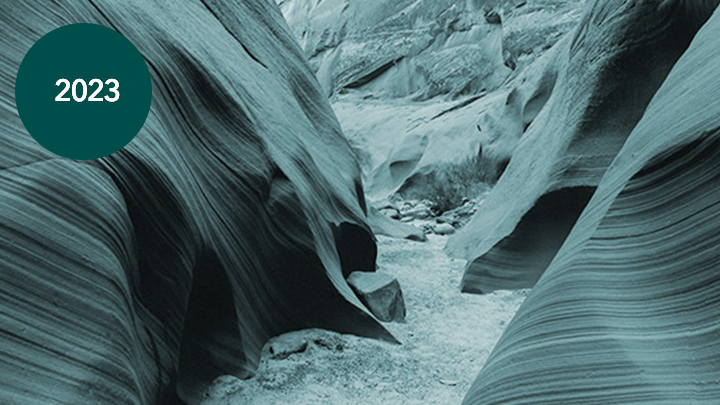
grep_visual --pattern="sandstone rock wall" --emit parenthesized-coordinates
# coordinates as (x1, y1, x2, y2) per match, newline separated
(464, 4, 720, 404)
(447, 0, 719, 293)
(0, 1, 391, 404)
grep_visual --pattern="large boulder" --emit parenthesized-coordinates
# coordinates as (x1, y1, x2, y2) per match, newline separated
(464, 4, 720, 404)
(0, 1, 393, 404)
(447, 0, 720, 293)
(347, 271, 406, 322)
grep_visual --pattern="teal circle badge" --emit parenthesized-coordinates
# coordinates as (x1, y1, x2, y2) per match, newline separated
(15, 23, 152, 160)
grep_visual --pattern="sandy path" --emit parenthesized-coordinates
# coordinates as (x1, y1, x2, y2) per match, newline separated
(203, 234, 527, 405)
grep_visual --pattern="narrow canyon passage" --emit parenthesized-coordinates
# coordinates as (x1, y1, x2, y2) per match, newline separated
(202, 234, 526, 405)
(4, 1, 720, 404)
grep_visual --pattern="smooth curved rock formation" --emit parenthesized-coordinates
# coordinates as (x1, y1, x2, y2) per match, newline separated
(464, 5, 720, 404)
(447, 0, 719, 293)
(0, 1, 393, 404)
(285, 1, 583, 204)
(332, 31, 569, 202)
(474, 37, 564, 180)
(277, 0, 510, 99)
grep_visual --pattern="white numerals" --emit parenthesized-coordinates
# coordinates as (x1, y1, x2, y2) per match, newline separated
(55, 79, 70, 101)
(72, 79, 86, 102)
(104, 79, 119, 102)
(55, 79, 119, 102)
(88, 79, 103, 101)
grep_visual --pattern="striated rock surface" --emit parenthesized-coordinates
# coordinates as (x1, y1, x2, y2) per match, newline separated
(0, 1, 393, 404)
(464, 5, 720, 404)
(447, 0, 719, 293)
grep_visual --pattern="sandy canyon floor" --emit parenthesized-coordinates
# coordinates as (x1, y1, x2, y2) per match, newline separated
(202, 231, 527, 405)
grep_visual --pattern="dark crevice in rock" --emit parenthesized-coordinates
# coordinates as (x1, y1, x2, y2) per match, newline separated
(462, 186, 595, 293)
(334, 222, 378, 278)
(343, 56, 405, 89)
(355, 179, 368, 216)
(431, 94, 484, 121)
(176, 249, 247, 405)
(198, 0, 268, 69)
(494, 157, 510, 181)
(93, 152, 196, 337)
(522, 71, 557, 128)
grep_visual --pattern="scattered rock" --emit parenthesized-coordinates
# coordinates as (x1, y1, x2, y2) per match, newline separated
(367, 206, 427, 241)
(268, 335, 309, 360)
(203, 375, 244, 399)
(379, 207, 401, 219)
(400, 203, 432, 219)
(313, 335, 345, 353)
(433, 223, 456, 235)
(347, 271, 406, 322)
(437, 200, 478, 228)
(439, 378, 459, 386)
(406, 232, 428, 242)
(400, 201, 433, 220)
(436, 215, 459, 227)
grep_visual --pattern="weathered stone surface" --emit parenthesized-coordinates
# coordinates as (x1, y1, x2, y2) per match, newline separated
(0, 1, 394, 404)
(267, 335, 310, 360)
(203, 375, 245, 400)
(464, 4, 720, 404)
(347, 271, 406, 322)
(448, 0, 720, 294)
(433, 223, 456, 236)
(277, 0, 510, 99)
(321, 3, 583, 203)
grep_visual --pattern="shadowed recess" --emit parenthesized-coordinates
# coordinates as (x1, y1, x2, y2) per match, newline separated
(461, 186, 594, 293)
(334, 222, 378, 277)
(177, 249, 247, 404)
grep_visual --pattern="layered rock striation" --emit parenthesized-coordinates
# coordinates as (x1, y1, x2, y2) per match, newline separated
(464, 4, 720, 404)
(0, 1, 391, 404)
(447, 0, 719, 293)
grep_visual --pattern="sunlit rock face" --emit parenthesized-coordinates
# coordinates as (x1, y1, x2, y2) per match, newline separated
(0, 1, 392, 404)
(277, 0, 584, 203)
(463, 5, 720, 405)
(447, 0, 719, 294)
(277, 0, 511, 100)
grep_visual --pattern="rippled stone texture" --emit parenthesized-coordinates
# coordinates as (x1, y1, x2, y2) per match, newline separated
(464, 5, 720, 404)
(0, 1, 392, 404)
(447, 0, 719, 294)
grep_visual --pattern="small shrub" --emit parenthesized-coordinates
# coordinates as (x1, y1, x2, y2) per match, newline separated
(425, 155, 495, 213)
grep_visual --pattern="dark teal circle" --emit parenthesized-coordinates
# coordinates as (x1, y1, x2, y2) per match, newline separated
(15, 23, 152, 160)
